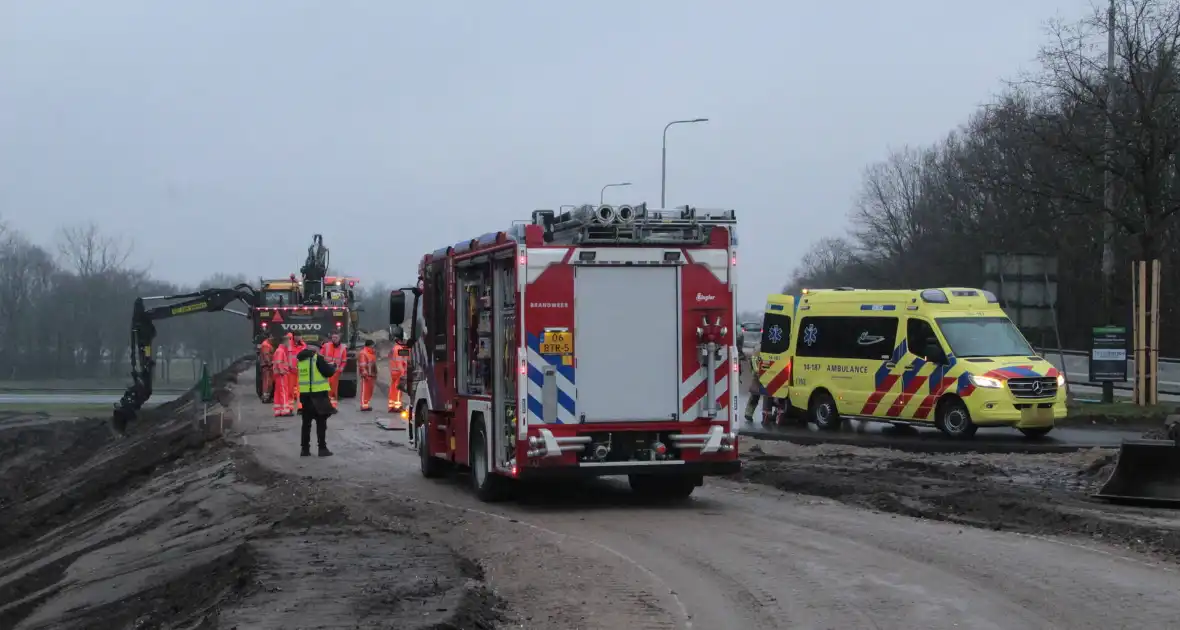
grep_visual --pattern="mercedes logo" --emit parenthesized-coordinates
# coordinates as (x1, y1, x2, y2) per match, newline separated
(1031, 381, 1043, 394)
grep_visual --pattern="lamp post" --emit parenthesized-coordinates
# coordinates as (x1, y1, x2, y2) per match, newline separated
(600, 182, 632, 205)
(661, 118, 708, 208)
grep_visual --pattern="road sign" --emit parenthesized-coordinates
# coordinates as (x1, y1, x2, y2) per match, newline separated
(1089, 326, 1128, 382)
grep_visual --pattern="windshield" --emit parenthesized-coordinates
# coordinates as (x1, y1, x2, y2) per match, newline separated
(262, 290, 298, 306)
(935, 317, 1034, 358)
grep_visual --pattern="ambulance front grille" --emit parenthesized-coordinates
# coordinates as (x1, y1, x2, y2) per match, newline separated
(1007, 377, 1058, 399)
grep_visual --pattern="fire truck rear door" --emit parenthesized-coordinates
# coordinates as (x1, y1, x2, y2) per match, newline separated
(574, 266, 680, 422)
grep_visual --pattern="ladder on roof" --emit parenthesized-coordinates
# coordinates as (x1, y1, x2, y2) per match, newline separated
(522, 203, 736, 245)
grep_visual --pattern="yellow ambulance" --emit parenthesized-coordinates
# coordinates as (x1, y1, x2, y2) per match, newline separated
(757, 287, 1066, 439)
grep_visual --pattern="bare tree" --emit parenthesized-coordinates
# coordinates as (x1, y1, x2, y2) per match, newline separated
(1022, 0, 1180, 257)
(56, 222, 134, 277)
(848, 147, 938, 284)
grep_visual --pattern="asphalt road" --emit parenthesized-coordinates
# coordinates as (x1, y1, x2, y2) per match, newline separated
(230, 369, 1179, 629)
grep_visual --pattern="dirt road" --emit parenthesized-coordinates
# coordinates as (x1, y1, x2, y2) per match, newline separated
(234, 369, 1180, 630)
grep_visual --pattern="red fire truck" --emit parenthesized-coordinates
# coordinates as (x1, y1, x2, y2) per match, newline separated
(389, 203, 741, 502)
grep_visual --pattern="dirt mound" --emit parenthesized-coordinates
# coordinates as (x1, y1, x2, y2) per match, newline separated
(739, 442, 1180, 562)
(0, 360, 503, 630)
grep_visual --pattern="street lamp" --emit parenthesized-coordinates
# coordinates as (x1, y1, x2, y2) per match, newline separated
(600, 182, 632, 205)
(661, 118, 708, 208)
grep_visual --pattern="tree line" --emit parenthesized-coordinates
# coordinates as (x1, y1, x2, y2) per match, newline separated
(0, 221, 255, 383)
(0, 217, 410, 384)
(787, 0, 1180, 354)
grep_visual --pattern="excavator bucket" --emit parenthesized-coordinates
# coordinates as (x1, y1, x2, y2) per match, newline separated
(1092, 439, 1180, 507)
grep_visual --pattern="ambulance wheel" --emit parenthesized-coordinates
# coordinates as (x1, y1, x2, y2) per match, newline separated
(809, 391, 841, 431)
(470, 423, 511, 503)
(935, 398, 978, 439)
(418, 420, 447, 479)
(629, 474, 699, 500)
(1019, 427, 1053, 439)
(338, 380, 357, 398)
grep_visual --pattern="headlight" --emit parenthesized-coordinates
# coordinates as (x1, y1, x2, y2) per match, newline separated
(968, 374, 1004, 389)
(1056, 374, 1065, 387)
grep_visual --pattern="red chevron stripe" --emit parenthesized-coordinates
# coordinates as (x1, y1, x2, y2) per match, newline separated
(861, 374, 899, 414)
(914, 376, 958, 419)
(885, 375, 928, 416)
(765, 365, 792, 396)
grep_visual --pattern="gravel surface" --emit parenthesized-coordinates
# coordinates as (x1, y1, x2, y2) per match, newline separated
(0, 361, 502, 630)
(737, 439, 1180, 561)
(6, 360, 1180, 629)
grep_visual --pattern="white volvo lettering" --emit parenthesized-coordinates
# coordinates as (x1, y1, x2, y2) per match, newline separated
(284, 323, 323, 331)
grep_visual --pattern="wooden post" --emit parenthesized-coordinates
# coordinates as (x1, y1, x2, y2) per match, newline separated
(1150, 259, 1161, 406)
(1133, 262, 1146, 405)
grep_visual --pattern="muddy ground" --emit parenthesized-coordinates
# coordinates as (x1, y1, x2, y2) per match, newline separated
(0, 361, 503, 630)
(736, 438, 1180, 562)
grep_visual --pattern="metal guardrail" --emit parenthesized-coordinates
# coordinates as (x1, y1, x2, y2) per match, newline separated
(1067, 379, 1180, 397)
(1039, 347, 1180, 365)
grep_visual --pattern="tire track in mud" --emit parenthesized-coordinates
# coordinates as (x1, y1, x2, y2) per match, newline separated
(348, 481, 688, 629)
(240, 405, 687, 629)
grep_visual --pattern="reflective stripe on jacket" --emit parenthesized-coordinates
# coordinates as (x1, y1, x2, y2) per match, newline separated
(272, 346, 288, 374)
(321, 342, 347, 366)
(286, 342, 306, 369)
(389, 344, 409, 372)
(298, 356, 331, 393)
(358, 348, 378, 377)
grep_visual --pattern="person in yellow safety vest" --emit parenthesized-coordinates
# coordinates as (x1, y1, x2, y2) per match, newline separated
(319, 331, 348, 408)
(388, 326, 411, 414)
(297, 344, 337, 457)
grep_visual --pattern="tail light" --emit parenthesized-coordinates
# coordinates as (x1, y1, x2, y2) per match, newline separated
(261, 322, 268, 329)
(335, 321, 342, 328)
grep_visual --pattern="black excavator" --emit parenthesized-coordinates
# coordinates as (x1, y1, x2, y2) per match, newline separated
(110, 284, 259, 436)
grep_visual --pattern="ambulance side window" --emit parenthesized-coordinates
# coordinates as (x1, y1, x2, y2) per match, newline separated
(796, 316, 898, 361)
(906, 318, 944, 363)
(760, 314, 791, 354)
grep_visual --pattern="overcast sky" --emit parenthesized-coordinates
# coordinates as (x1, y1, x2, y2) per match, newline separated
(0, 0, 1078, 310)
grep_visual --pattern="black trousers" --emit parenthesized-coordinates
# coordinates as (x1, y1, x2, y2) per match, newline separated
(299, 394, 329, 448)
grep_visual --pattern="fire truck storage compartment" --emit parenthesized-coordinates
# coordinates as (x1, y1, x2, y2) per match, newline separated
(574, 265, 680, 422)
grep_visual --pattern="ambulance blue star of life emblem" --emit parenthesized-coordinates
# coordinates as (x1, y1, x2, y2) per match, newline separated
(768, 325, 783, 344)
(803, 323, 818, 346)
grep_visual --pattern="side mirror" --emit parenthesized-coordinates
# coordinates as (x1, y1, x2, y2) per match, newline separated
(924, 339, 946, 363)
(389, 290, 407, 325)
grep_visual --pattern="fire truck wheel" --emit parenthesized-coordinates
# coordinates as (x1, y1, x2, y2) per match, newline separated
(628, 474, 698, 501)
(418, 419, 447, 479)
(470, 423, 511, 503)
(808, 391, 841, 431)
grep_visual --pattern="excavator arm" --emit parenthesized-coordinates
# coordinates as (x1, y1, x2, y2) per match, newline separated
(111, 284, 259, 435)
(300, 234, 330, 304)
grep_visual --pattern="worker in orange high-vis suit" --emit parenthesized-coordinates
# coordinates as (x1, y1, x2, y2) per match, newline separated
(258, 335, 275, 403)
(320, 331, 348, 408)
(357, 339, 378, 411)
(271, 333, 292, 416)
(388, 326, 410, 413)
(287, 332, 308, 413)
